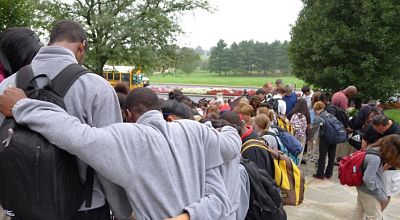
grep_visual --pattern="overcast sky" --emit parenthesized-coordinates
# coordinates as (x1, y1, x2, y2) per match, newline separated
(63, 0, 303, 50)
(177, 0, 304, 50)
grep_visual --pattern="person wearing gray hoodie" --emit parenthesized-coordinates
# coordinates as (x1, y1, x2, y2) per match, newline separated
(352, 135, 400, 220)
(0, 20, 132, 219)
(161, 100, 250, 220)
(0, 87, 242, 219)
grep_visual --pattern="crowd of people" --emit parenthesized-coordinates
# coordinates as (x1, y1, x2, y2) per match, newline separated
(0, 19, 399, 220)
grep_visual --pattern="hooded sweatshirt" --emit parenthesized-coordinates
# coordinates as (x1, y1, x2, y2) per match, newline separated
(0, 46, 132, 218)
(358, 148, 388, 203)
(12, 100, 242, 219)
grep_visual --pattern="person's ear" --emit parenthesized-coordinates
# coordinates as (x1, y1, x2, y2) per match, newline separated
(167, 115, 174, 122)
(78, 41, 86, 54)
(124, 109, 134, 122)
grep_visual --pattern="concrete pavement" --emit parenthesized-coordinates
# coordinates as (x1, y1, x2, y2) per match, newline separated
(285, 164, 400, 220)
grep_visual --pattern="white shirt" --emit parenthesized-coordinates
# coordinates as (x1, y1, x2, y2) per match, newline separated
(302, 91, 314, 110)
(273, 94, 286, 115)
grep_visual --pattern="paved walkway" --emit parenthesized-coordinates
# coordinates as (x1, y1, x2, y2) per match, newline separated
(285, 164, 400, 220)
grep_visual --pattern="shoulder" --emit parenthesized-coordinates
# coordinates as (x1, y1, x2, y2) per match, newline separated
(173, 119, 208, 135)
(391, 122, 400, 133)
(333, 91, 344, 97)
(364, 151, 382, 165)
(77, 72, 111, 86)
(69, 72, 114, 94)
(396, 124, 400, 134)
(0, 74, 17, 93)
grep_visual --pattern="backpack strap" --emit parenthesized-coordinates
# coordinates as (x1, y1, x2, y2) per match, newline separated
(51, 64, 94, 207)
(16, 65, 36, 91)
(83, 166, 95, 208)
(51, 64, 90, 98)
(242, 139, 272, 154)
(266, 131, 277, 137)
(362, 148, 383, 172)
(366, 148, 381, 162)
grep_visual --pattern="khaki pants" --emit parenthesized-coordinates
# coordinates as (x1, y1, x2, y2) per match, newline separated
(352, 189, 383, 220)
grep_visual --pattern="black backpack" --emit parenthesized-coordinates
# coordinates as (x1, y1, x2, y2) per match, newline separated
(241, 138, 275, 178)
(267, 98, 281, 113)
(348, 130, 364, 150)
(241, 159, 287, 220)
(0, 64, 95, 220)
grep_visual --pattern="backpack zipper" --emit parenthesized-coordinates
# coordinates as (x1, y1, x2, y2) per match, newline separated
(2, 128, 14, 148)
(35, 146, 40, 202)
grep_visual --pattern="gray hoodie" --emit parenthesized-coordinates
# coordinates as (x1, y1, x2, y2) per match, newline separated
(203, 122, 249, 220)
(0, 46, 132, 218)
(358, 148, 388, 203)
(12, 99, 242, 219)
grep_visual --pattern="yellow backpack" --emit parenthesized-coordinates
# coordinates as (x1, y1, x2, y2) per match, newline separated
(276, 115, 295, 135)
(241, 139, 306, 206)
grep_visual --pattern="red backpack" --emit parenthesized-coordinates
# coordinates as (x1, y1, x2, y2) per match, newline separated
(338, 149, 380, 186)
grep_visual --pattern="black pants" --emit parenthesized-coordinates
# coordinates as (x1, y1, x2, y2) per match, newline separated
(317, 137, 337, 178)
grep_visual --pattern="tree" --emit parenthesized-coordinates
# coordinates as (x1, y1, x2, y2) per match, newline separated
(289, 0, 400, 101)
(0, 0, 35, 32)
(154, 44, 179, 75)
(207, 39, 290, 76)
(237, 40, 256, 75)
(33, 0, 210, 75)
(209, 39, 230, 76)
(177, 47, 200, 75)
(228, 42, 241, 74)
(194, 46, 205, 56)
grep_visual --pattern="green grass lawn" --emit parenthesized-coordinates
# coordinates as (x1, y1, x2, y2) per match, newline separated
(149, 71, 305, 88)
(385, 109, 400, 123)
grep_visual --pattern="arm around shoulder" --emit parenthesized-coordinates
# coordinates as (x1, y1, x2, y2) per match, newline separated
(203, 124, 241, 165)
(184, 167, 233, 220)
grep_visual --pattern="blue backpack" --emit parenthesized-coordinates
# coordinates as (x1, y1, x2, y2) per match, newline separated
(322, 113, 347, 145)
(277, 132, 303, 155)
(264, 130, 300, 164)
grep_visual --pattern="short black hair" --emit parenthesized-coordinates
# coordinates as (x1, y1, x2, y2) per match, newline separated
(49, 20, 87, 45)
(256, 88, 266, 95)
(220, 111, 243, 131)
(160, 100, 193, 120)
(372, 115, 390, 126)
(125, 87, 160, 115)
(320, 93, 329, 103)
(168, 89, 183, 102)
(301, 85, 310, 93)
(114, 83, 129, 95)
(0, 28, 42, 77)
